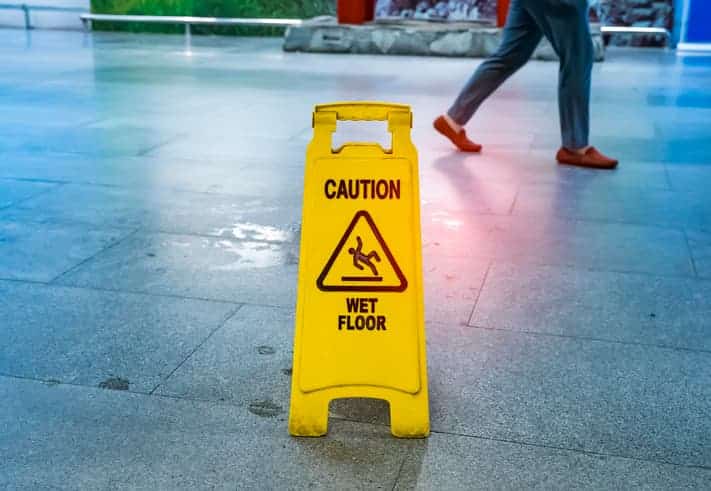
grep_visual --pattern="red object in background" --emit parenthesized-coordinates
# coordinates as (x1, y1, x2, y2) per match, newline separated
(337, 0, 375, 24)
(497, 0, 510, 27)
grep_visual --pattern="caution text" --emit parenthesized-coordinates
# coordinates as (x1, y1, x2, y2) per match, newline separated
(324, 179, 400, 200)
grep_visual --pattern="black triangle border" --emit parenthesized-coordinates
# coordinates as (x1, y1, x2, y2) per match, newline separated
(316, 210, 408, 292)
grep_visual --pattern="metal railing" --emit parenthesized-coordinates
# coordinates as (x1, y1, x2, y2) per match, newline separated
(600, 26, 672, 46)
(79, 13, 303, 52)
(0, 3, 87, 30)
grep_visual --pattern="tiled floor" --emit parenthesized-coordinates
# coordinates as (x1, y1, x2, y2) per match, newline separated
(1, 29, 710, 489)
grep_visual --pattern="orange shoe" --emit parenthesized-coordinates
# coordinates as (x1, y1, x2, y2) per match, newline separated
(433, 115, 482, 152)
(556, 146, 618, 169)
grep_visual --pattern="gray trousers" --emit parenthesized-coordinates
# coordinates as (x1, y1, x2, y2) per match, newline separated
(447, 0, 594, 149)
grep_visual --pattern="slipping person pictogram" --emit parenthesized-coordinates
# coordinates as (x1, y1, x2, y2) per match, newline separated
(317, 210, 407, 292)
(348, 236, 381, 277)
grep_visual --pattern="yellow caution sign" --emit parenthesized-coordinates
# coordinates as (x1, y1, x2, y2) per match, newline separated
(289, 102, 429, 438)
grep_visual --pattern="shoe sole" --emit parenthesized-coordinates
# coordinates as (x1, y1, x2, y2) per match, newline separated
(557, 159, 618, 170)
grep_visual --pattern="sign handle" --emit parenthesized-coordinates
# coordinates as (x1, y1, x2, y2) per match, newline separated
(314, 101, 412, 125)
(310, 102, 414, 157)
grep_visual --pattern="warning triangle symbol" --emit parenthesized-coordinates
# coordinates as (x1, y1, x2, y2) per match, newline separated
(317, 210, 408, 293)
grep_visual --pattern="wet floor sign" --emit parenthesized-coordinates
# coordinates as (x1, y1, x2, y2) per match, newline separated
(289, 102, 429, 438)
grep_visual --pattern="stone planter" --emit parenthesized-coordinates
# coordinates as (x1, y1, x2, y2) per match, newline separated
(284, 17, 605, 62)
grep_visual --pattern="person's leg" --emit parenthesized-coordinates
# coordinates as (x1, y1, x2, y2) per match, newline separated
(523, 0, 591, 149)
(446, 0, 543, 126)
(523, 0, 617, 167)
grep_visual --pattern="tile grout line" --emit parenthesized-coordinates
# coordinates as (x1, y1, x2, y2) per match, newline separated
(0, 212, 302, 245)
(0, 372, 154, 398)
(0, 276, 291, 309)
(662, 162, 674, 190)
(0, 372, 256, 411)
(0, 181, 68, 212)
(10, 261, 711, 356)
(0, 276, 238, 305)
(425, 207, 707, 235)
(2, 372, 710, 473)
(0, 277, 49, 287)
(148, 303, 246, 395)
(74, 116, 110, 129)
(429, 428, 711, 472)
(146, 227, 300, 245)
(2, 176, 302, 202)
(0, 148, 302, 166)
(136, 132, 188, 157)
(465, 259, 493, 326)
(5, 177, 710, 237)
(35, 179, 298, 200)
(390, 452, 409, 491)
(47, 227, 141, 285)
(456, 259, 702, 282)
(286, 126, 311, 143)
(327, 415, 711, 472)
(682, 229, 700, 277)
(465, 323, 711, 356)
(507, 185, 520, 216)
(140, 207, 711, 237)
(0, 176, 69, 185)
(509, 212, 700, 234)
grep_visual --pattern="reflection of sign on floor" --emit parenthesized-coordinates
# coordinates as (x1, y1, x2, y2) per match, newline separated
(317, 210, 407, 292)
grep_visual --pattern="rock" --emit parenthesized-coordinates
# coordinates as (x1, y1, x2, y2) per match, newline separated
(283, 19, 605, 61)
(468, 29, 501, 56)
(389, 29, 433, 55)
(372, 29, 399, 53)
(283, 26, 309, 52)
(630, 8, 655, 21)
(430, 31, 472, 55)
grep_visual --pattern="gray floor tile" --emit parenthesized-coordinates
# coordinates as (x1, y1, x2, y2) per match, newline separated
(687, 229, 711, 279)
(418, 148, 670, 191)
(0, 125, 180, 158)
(395, 432, 711, 490)
(0, 153, 306, 194)
(471, 262, 711, 351)
(514, 182, 711, 229)
(0, 178, 59, 209)
(420, 166, 519, 215)
(590, 114, 657, 140)
(0, 376, 410, 490)
(0, 153, 96, 183)
(423, 255, 490, 326)
(0, 102, 98, 128)
(668, 164, 711, 194)
(421, 211, 694, 276)
(2, 182, 302, 237)
(56, 232, 299, 306)
(147, 108, 312, 161)
(157, 304, 430, 431)
(0, 281, 237, 392)
(150, 132, 306, 163)
(425, 326, 711, 467)
(531, 135, 711, 164)
(0, 220, 130, 282)
(157, 305, 293, 406)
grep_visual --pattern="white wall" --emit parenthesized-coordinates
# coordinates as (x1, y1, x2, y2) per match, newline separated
(0, 0, 89, 30)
